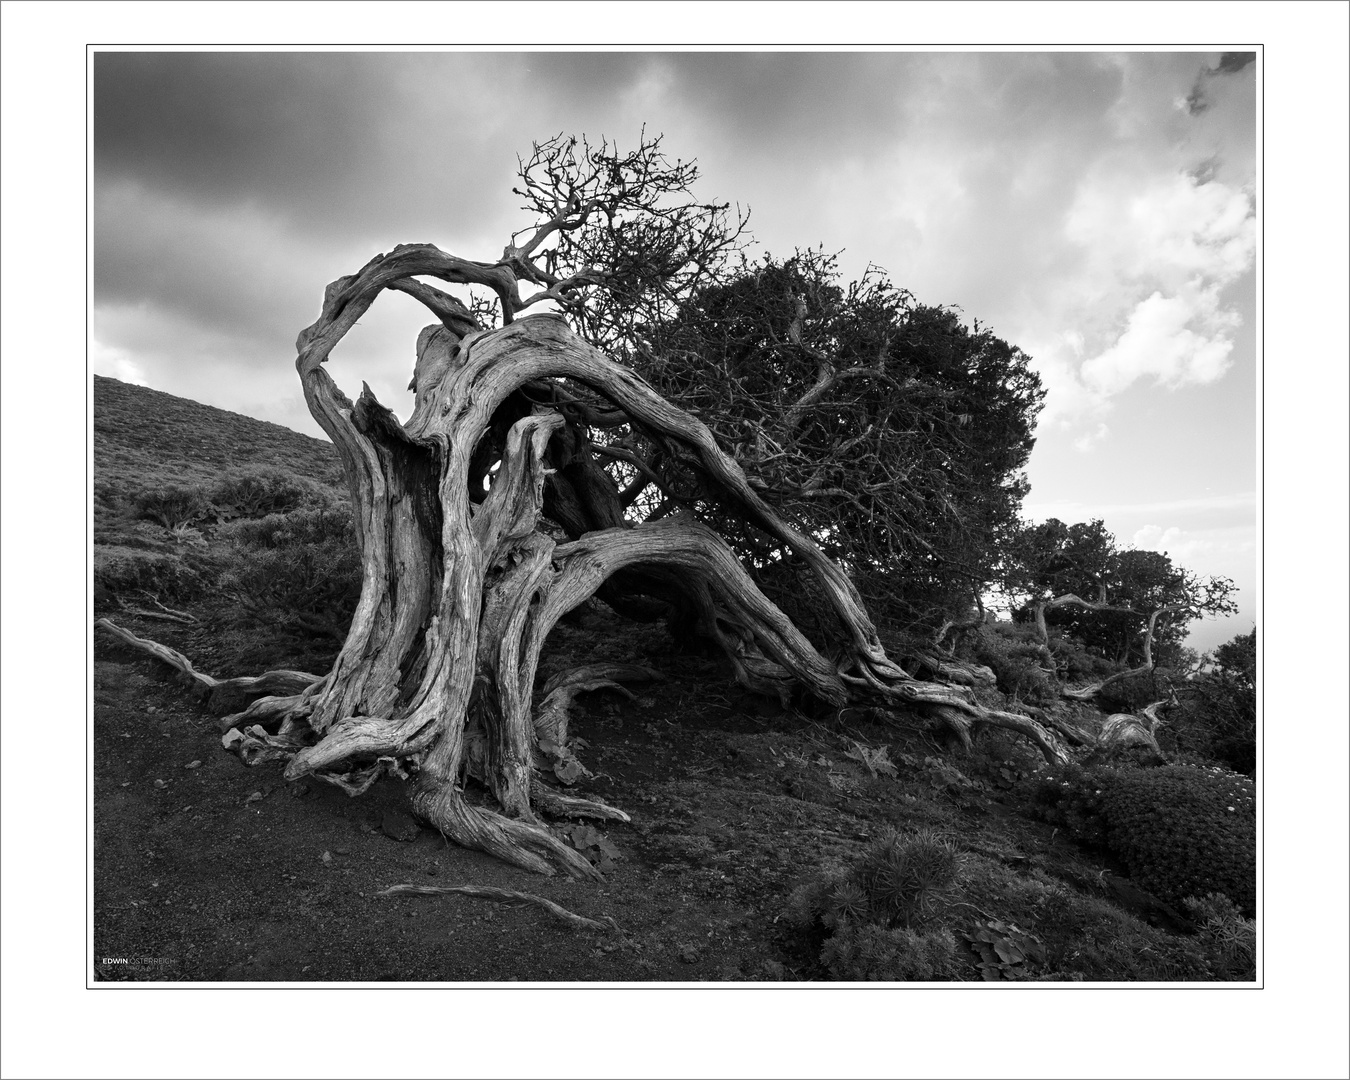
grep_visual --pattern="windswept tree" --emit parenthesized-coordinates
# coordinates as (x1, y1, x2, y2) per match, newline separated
(1008, 517, 1238, 674)
(99, 133, 1068, 878)
(626, 251, 1044, 640)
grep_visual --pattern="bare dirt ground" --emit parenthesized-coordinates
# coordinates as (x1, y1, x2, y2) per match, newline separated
(93, 606, 1125, 984)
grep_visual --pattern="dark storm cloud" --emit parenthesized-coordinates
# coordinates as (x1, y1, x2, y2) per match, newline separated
(1213, 52, 1256, 75)
(1184, 50, 1256, 115)
(94, 52, 518, 232)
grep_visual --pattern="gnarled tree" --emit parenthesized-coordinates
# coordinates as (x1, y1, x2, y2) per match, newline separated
(1007, 517, 1238, 701)
(105, 134, 1071, 878)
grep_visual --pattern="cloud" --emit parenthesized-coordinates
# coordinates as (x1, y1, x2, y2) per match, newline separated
(92, 338, 149, 386)
(1130, 521, 1255, 579)
(1182, 51, 1257, 115)
(1031, 168, 1254, 428)
(1080, 284, 1239, 394)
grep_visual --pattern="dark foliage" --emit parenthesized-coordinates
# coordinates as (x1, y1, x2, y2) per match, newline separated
(630, 252, 1044, 638)
(785, 828, 962, 980)
(968, 622, 1057, 704)
(1165, 629, 1257, 775)
(218, 506, 362, 641)
(1031, 762, 1255, 916)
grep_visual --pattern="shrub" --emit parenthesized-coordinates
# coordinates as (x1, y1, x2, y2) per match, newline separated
(1031, 763, 1255, 917)
(1048, 631, 1122, 681)
(211, 468, 333, 520)
(1097, 764, 1255, 916)
(1165, 633, 1256, 776)
(218, 506, 362, 640)
(969, 624, 1055, 704)
(94, 544, 210, 603)
(1033, 885, 1213, 981)
(786, 829, 962, 981)
(819, 923, 960, 981)
(219, 505, 354, 549)
(1184, 893, 1256, 981)
(1026, 762, 1110, 847)
(135, 484, 212, 530)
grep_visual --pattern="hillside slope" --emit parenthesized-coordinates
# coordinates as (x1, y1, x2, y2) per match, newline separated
(94, 375, 341, 488)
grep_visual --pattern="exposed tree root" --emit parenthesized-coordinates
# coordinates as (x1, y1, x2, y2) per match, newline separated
(1017, 705, 1095, 747)
(376, 883, 618, 932)
(531, 784, 631, 823)
(96, 618, 321, 712)
(534, 663, 663, 746)
(410, 770, 602, 881)
(1097, 698, 1170, 754)
(1099, 714, 1163, 754)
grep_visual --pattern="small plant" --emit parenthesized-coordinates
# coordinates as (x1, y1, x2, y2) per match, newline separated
(857, 829, 960, 927)
(211, 468, 329, 520)
(961, 919, 1047, 981)
(165, 523, 208, 548)
(1183, 893, 1256, 981)
(562, 824, 620, 873)
(135, 484, 211, 530)
(786, 829, 963, 981)
(820, 922, 960, 981)
(843, 739, 897, 778)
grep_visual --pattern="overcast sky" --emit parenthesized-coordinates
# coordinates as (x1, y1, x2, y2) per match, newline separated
(92, 49, 1257, 650)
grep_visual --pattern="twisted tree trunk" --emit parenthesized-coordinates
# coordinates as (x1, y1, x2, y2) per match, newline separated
(165, 245, 1074, 878)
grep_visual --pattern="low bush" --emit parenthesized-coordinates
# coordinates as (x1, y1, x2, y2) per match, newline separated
(819, 922, 960, 981)
(1030, 762, 1255, 917)
(1026, 762, 1110, 846)
(219, 505, 353, 549)
(210, 468, 333, 520)
(1184, 893, 1256, 980)
(786, 829, 963, 981)
(1097, 764, 1255, 917)
(94, 544, 211, 604)
(217, 506, 362, 641)
(135, 484, 212, 530)
(969, 624, 1055, 704)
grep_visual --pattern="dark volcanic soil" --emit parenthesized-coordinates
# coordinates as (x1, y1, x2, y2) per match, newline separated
(93, 609, 1114, 984)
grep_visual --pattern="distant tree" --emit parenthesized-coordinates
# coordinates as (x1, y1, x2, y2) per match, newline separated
(1007, 518, 1238, 673)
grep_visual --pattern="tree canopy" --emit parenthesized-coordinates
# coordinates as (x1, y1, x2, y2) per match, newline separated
(1008, 517, 1238, 669)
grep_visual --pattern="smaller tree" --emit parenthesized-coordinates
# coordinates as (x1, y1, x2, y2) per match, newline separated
(1006, 518, 1238, 673)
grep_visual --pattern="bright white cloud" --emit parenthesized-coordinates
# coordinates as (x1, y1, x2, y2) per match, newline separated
(91, 337, 149, 386)
(1080, 283, 1239, 394)
(1031, 170, 1254, 434)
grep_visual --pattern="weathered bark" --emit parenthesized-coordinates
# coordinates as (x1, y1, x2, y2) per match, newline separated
(1097, 698, 1170, 755)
